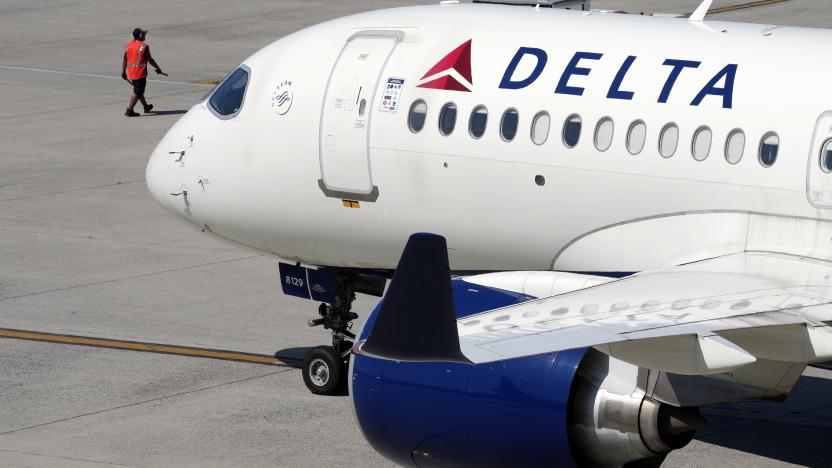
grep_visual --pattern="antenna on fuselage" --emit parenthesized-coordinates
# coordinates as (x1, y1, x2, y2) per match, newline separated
(689, 0, 713, 21)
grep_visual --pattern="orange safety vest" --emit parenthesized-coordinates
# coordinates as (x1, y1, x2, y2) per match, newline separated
(125, 40, 148, 80)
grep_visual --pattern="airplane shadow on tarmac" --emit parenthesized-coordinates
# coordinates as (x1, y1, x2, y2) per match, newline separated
(275, 346, 313, 369)
(695, 374, 832, 467)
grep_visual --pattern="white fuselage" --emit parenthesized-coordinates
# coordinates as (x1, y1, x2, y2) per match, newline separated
(146, 3, 832, 273)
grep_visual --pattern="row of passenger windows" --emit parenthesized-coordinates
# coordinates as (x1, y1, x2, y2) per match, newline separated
(407, 100, 781, 167)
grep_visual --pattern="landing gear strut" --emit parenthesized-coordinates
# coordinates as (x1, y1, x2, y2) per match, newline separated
(302, 272, 384, 395)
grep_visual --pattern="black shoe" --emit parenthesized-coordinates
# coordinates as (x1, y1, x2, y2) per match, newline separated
(143, 104, 154, 114)
(125, 108, 140, 117)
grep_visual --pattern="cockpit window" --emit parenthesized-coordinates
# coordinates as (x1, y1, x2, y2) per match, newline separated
(209, 66, 250, 119)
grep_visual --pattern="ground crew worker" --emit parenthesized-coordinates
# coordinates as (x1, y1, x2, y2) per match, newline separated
(121, 28, 165, 117)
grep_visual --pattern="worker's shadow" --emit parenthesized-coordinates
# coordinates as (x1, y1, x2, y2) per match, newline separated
(145, 110, 188, 116)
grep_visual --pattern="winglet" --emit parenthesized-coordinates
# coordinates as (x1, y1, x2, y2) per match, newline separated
(689, 0, 713, 22)
(356, 233, 472, 364)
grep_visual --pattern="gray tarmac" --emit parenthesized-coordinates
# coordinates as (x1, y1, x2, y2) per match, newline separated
(1, 1, 831, 466)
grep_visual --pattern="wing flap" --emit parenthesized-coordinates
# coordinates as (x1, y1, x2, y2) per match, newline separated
(718, 324, 832, 362)
(596, 334, 756, 375)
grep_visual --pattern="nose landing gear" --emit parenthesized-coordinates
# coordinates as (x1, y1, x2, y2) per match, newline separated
(302, 345, 347, 395)
(301, 272, 385, 395)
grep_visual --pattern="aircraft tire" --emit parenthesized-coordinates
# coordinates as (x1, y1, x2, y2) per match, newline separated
(302, 345, 344, 395)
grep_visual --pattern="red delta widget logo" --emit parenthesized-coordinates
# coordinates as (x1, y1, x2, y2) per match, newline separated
(416, 40, 738, 109)
(416, 40, 474, 92)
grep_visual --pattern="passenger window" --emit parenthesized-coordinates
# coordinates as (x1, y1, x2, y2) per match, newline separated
(469, 105, 488, 139)
(562, 114, 582, 148)
(209, 66, 249, 118)
(501, 109, 519, 142)
(759, 132, 779, 167)
(725, 129, 745, 164)
(594, 117, 614, 152)
(358, 99, 367, 117)
(659, 123, 679, 158)
(692, 126, 712, 161)
(531, 112, 550, 145)
(408, 100, 427, 133)
(439, 102, 457, 136)
(821, 139, 832, 173)
(626, 120, 646, 155)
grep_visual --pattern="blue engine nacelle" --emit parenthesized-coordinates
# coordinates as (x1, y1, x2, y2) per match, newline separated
(352, 279, 581, 467)
(351, 279, 699, 468)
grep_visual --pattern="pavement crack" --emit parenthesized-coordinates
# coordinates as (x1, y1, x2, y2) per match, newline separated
(707, 0, 791, 15)
(0, 255, 261, 302)
(0, 2, 326, 52)
(0, 448, 135, 467)
(0, 368, 294, 438)
(0, 88, 204, 122)
(0, 179, 146, 204)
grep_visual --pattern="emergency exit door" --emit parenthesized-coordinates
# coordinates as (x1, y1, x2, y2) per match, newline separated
(807, 111, 832, 208)
(319, 31, 401, 201)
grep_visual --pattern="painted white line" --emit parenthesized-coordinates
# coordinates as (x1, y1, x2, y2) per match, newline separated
(0, 65, 212, 87)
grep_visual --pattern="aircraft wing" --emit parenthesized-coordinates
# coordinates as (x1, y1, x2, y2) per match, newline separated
(457, 252, 832, 374)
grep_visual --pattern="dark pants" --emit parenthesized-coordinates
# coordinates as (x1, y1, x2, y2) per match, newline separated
(132, 77, 147, 97)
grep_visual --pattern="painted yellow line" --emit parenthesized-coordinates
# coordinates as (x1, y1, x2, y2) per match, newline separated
(195, 79, 221, 86)
(0, 328, 287, 367)
(708, 0, 789, 15)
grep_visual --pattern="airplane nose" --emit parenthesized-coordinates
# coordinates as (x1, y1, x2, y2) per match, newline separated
(146, 140, 171, 210)
(145, 103, 201, 213)
(146, 127, 191, 218)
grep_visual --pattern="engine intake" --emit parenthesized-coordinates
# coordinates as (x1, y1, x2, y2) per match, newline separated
(569, 349, 705, 466)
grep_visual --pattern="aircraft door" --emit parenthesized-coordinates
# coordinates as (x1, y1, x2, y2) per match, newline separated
(807, 111, 832, 208)
(318, 31, 401, 201)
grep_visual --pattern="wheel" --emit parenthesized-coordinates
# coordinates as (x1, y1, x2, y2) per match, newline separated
(302, 345, 345, 395)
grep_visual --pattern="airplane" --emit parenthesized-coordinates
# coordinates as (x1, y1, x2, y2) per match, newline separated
(145, 0, 832, 465)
